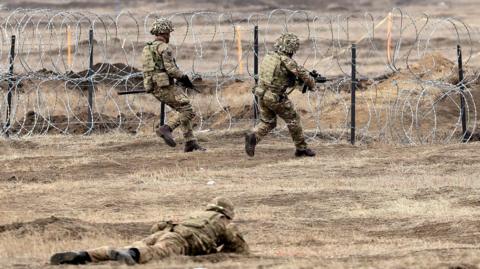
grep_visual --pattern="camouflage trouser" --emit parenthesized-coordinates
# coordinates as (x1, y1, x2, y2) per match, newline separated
(253, 90, 307, 150)
(151, 85, 196, 142)
(87, 231, 188, 264)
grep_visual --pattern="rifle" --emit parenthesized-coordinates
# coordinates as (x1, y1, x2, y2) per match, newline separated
(301, 70, 329, 93)
(118, 89, 148, 95)
(117, 75, 198, 95)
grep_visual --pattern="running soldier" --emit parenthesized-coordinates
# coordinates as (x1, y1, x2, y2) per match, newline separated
(50, 197, 248, 265)
(245, 33, 318, 157)
(143, 18, 205, 152)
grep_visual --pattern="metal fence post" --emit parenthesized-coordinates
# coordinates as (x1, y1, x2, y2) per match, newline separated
(351, 44, 357, 145)
(253, 25, 259, 125)
(87, 28, 94, 133)
(160, 102, 165, 126)
(5, 35, 16, 135)
(457, 44, 467, 142)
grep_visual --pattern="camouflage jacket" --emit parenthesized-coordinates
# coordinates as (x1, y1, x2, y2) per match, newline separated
(259, 51, 315, 95)
(142, 40, 184, 78)
(142, 39, 184, 90)
(150, 210, 249, 255)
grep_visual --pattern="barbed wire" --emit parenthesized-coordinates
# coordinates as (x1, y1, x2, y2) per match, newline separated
(0, 8, 478, 144)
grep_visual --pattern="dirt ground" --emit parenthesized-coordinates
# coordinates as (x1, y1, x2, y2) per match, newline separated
(1, 0, 480, 268)
(1, 131, 480, 268)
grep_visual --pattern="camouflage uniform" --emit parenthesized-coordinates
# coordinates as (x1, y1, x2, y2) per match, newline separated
(143, 19, 197, 144)
(249, 33, 316, 152)
(50, 197, 248, 265)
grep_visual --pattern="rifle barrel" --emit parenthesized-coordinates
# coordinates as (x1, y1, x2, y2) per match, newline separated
(117, 90, 148, 95)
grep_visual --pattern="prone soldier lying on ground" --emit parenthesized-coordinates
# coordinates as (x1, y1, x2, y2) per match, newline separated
(50, 197, 248, 265)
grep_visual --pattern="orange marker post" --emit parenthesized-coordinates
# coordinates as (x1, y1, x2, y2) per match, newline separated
(67, 25, 73, 68)
(235, 26, 244, 75)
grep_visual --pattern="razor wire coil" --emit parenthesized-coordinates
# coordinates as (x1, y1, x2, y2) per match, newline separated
(0, 8, 478, 144)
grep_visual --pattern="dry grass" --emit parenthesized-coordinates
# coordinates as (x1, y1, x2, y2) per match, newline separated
(1, 1, 480, 268)
(1, 133, 480, 268)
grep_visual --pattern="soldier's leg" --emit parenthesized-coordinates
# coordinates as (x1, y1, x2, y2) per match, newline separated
(245, 99, 277, 156)
(50, 234, 166, 265)
(164, 87, 206, 152)
(253, 99, 277, 142)
(86, 246, 115, 262)
(88, 232, 178, 265)
(50, 251, 92, 265)
(50, 245, 128, 265)
(133, 232, 188, 264)
(274, 99, 308, 150)
(151, 87, 178, 147)
(163, 87, 196, 136)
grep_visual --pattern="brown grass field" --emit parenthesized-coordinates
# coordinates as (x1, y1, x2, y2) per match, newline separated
(1, 132, 480, 268)
(1, 0, 480, 268)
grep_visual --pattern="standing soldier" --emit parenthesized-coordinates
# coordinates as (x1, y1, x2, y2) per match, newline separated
(143, 18, 205, 152)
(245, 33, 317, 157)
(50, 197, 248, 265)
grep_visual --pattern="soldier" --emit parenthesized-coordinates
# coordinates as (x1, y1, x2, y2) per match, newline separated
(50, 197, 248, 265)
(143, 18, 205, 152)
(245, 33, 318, 158)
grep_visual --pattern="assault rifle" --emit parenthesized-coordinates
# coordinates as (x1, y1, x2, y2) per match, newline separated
(288, 70, 331, 95)
(117, 75, 198, 95)
(301, 70, 329, 93)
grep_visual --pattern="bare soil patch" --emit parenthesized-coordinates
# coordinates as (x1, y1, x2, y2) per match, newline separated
(0, 134, 479, 268)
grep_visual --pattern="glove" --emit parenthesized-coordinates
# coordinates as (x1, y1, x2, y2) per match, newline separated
(177, 75, 195, 89)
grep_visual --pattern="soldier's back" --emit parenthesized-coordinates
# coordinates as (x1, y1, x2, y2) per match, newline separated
(259, 51, 295, 91)
(173, 210, 228, 255)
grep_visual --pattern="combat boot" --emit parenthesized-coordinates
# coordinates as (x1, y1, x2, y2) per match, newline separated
(107, 248, 139, 266)
(245, 133, 257, 157)
(295, 148, 316, 157)
(156, 125, 176, 147)
(184, 140, 206, 152)
(50, 251, 91, 265)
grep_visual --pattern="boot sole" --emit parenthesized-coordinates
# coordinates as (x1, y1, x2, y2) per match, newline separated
(185, 147, 207, 153)
(295, 152, 316, 157)
(156, 130, 177, 147)
(245, 134, 256, 157)
(295, 154, 316, 157)
(50, 252, 79, 265)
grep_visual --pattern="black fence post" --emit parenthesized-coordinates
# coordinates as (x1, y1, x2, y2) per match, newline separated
(350, 44, 357, 145)
(253, 25, 259, 125)
(5, 35, 15, 135)
(457, 44, 467, 142)
(160, 102, 165, 126)
(87, 28, 94, 133)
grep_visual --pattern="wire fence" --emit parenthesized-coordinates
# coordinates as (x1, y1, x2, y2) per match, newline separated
(0, 9, 479, 144)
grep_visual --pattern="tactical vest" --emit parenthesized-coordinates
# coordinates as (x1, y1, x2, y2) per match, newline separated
(174, 210, 225, 255)
(259, 51, 296, 94)
(142, 40, 170, 91)
(142, 40, 168, 72)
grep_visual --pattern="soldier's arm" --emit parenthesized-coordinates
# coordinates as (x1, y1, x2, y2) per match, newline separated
(219, 223, 249, 254)
(160, 46, 184, 79)
(149, 220, 175, 234)
(281, 55, 316, 89)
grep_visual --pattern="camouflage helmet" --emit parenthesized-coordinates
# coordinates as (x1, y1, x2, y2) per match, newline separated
(206, 197, 235, 219)
(150, 18, 174, 35)
(274, 33, 300, 54)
